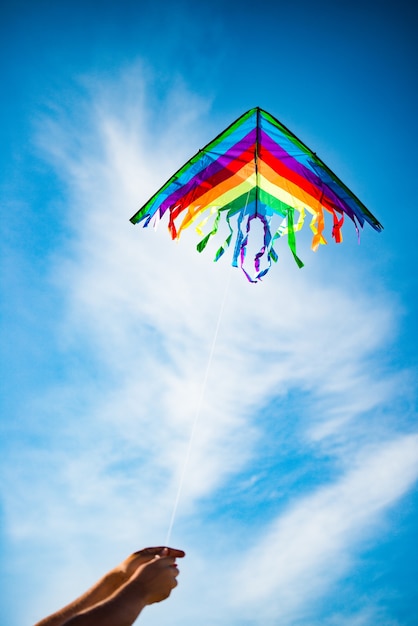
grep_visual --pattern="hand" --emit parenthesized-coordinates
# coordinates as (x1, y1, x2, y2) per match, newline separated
(114, 546, 185, 582)
(128, 548, 184, 605)
(33, 547, 185, 626)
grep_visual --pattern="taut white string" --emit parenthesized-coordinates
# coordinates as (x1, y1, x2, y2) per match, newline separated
(165, 268, 232, 545)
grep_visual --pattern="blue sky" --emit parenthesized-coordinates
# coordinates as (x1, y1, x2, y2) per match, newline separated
(1, 1, 417, 624)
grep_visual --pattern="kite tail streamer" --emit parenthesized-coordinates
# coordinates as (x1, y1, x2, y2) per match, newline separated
(332, 210, 344, 243)
(165, 267, 232, 545)
(239, 213, 272, 282)
(310, 207, 327, 250)
(268, 207, 305, 267)
(213, 208, 237, 260)
(286, 207, 304, 268)
(196, 208, 222, 252)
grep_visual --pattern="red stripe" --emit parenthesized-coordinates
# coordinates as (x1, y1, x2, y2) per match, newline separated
(168, 144, 256, 236)
(259, 145, 343, 215)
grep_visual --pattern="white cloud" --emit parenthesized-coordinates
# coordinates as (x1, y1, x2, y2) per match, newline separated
(229, 433, 418, 625)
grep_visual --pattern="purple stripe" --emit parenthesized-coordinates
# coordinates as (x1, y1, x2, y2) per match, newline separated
(157, 128, 257, 215)
(260, 130, 357, 221)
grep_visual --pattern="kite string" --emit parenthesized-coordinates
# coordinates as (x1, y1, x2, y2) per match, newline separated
(165, 267, 232, 545)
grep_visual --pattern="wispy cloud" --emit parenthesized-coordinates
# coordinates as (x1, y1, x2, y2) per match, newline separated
(229, 433, 418, 625)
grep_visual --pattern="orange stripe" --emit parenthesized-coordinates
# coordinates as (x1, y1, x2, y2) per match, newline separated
(259, 158, 331, 216)
(175, 162, 255, 232)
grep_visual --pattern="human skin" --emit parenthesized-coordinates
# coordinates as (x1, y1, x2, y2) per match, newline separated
(33, 546, 185, 626)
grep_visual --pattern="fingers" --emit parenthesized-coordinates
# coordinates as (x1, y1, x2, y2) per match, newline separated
(147, 554, 181, 581)
(130, 551, 182, 605)
(159, 556, 180, 574)
(133, 546, 185, 560)
(153, 556, 180, 579)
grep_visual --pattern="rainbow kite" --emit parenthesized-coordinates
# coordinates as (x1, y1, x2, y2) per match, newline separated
(130, 107, 382, 282)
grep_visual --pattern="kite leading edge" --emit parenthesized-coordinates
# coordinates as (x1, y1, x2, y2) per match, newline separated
(130, 107, 383, 282)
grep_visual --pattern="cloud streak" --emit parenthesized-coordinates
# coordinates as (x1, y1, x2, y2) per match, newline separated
(230, 433, 418, 625)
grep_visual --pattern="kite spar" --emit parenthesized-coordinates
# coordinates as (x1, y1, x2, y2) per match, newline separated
(130, 107, 382, 281)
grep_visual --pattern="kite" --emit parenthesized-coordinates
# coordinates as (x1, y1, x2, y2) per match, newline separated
(130, 107, 382, 282)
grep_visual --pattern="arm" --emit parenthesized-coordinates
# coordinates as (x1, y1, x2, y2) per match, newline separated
(59, 552, 181, 626)
(34, 547, 185, 626)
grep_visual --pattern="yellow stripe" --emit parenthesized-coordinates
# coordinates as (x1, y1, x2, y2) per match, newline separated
(177, 170, 256, 234)
(257, 167, 327, 248)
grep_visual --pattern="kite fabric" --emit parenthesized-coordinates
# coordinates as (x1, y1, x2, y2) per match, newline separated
(130, 107, 383, 282)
